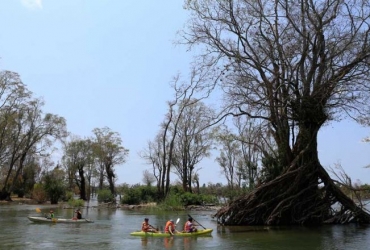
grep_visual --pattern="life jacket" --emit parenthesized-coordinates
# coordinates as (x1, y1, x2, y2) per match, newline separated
(142, 222, 150, 231)
(165, 221, 174, 233)
(184, 221, 192, 232)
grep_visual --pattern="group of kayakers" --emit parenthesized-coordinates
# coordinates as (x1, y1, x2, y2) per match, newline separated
(45, 209, 82, 220)
(141, 217, 198, 235)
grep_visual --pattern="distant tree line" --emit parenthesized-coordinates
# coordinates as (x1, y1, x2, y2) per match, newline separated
(0, 71, 129, 202)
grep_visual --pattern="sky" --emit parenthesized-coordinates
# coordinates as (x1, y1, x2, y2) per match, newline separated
(0, 0, 369, 186)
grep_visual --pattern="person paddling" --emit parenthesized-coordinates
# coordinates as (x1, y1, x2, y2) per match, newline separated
(72, 209, 82, 220)
(184, 217, 198, 232)
(165, 219, 177, 235)
(46, 210, 54, 219)
(141, 218, 158, 233)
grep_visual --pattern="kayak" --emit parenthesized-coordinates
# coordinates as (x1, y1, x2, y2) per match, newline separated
(28, 216, 94, 223)
(130, 228, 213, 237)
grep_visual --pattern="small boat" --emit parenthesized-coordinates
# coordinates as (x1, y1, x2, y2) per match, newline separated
(130, 228, 213, 237)
(28, 216, 94, 223)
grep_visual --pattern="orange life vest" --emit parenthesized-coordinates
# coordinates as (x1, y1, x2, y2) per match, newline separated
(165, 221, 174, 233)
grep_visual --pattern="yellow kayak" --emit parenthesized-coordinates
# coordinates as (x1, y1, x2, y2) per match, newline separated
(130, 228, 213, 237)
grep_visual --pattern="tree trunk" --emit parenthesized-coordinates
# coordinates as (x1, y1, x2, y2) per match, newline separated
(78, 168, 87, 200)
(215, 124, 370, 225)
(105, 164, 115, 196)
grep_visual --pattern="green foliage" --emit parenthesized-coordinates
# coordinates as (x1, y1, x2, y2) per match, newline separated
(120, 185, 158, 205)
(43, 171, 66, 204)
(157, 193, 184, 210)
(155, 186, 219, 210)
(177, 192, 218, 206)
(97, 189, 115, 203)
(32, 183, 47, 204)
(63, 191, 74, 201)
(68, 198, 84, 207)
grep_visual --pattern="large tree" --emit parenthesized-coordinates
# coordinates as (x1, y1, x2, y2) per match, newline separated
(182, 0, 370, 225)
(141, 68, 215, 199)
(172, 100, 215, 192)
(92, 127, 128, 196)
(0, 72, 67, 200)
(62, 137, 94, 200)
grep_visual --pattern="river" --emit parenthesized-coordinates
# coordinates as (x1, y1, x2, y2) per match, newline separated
(0, 199, 369, 250)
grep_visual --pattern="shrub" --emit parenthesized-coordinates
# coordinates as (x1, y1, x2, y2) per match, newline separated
(97, 189, 115, 203)
(175, 192, 218, 206)
(63, 191, 74, 202)
(68, 198, 84, 208)
(32, 183, 47, 204)
(120, 185, 158, 205)
(157, 193, 183, 210)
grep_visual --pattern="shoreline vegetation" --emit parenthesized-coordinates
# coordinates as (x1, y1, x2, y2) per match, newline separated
(0, 196, 221, 212)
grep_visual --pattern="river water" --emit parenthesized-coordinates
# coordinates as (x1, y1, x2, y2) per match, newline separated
(0, 200, 369, 250)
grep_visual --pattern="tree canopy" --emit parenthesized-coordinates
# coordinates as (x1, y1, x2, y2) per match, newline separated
(181, 0, 370, 225)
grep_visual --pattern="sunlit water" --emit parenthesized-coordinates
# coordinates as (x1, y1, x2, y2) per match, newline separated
(0, 199, 369, 250)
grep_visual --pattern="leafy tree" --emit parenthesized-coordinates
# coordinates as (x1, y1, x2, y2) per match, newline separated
(92, 127, 129, 196)
(182, 0, 370, 225)
(62, 137, 94, 200)
(43, 166, 66, 204)
(0, 72, 67, 200)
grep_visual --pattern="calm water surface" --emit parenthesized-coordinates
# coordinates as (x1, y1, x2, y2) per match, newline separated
(0, 199, 369, 250)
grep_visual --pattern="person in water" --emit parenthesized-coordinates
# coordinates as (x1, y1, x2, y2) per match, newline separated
(184, 217, 198, 232)
(141, 218, 158, 233)
(165, 219, 177, 235)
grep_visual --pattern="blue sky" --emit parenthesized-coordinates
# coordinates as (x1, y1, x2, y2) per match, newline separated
(0, 0, 369, 186)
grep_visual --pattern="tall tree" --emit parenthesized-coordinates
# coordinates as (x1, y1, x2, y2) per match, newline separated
(140, 136, 165, 193)
(92, 127, 128, 196)
(172, 100, 215, 192)
(182, 0, 370, 225)
(142, 67, 215, 199)
(0, 85, 67, 200)
(215, 128, 242, 189)
(62, 137, 93, 200)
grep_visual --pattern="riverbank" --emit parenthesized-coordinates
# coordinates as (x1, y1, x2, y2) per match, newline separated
(0, 196, 222, 212)
(0, 197, 39, 205)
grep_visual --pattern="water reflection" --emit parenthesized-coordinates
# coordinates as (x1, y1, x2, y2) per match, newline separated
(0, 201, 369, 250)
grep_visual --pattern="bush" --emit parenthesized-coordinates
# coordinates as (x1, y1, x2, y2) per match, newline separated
(32, 184, 47, 204)
(43, 172, 66, 204)
(68, 198, 84, 208)
(97, 189, 115, 203)
(63, 191, 74, 202)
(121, 185, 158, 205)
(157, 193, 183, 210)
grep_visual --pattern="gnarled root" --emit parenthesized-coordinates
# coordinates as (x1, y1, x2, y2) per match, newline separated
(214, 163, 370, 226)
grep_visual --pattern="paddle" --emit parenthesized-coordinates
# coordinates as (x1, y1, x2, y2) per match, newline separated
(36, 208, 47, 218)
(172, 218, 180, 235)
(187, 214, 206, 229)
(149, 223, 159, 231)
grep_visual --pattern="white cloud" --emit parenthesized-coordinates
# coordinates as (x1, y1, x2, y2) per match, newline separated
(21, 0, 43, 10)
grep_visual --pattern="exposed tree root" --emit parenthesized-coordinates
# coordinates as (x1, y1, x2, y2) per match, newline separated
(214, 160, 370, 225)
